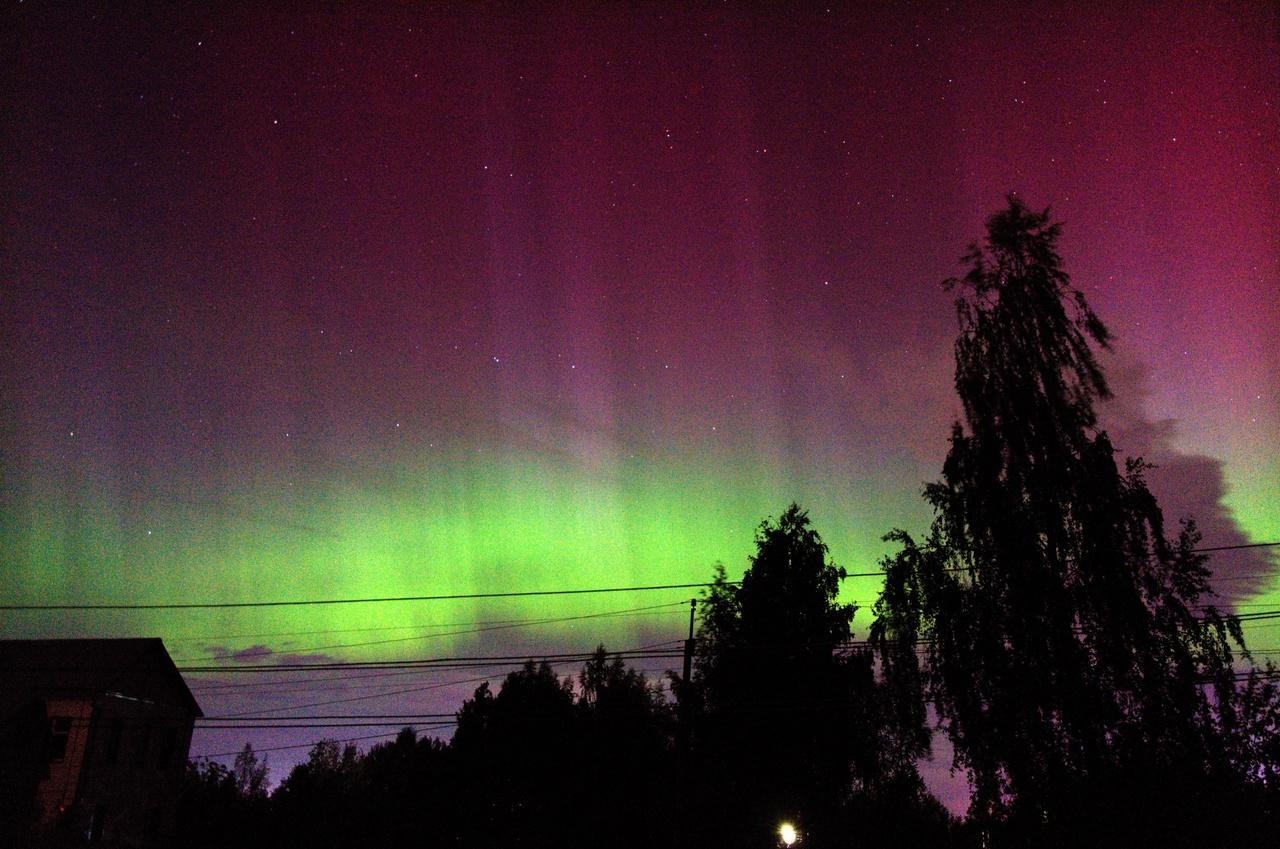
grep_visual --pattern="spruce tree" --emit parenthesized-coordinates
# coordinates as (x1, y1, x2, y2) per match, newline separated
(693, 505, 933, 847)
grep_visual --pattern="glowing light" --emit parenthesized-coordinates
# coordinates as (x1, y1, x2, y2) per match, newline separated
(779, 822, 798, 846)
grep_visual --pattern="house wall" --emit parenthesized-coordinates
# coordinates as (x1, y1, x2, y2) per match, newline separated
(35, 697, 95, 828)
(2, 640, 201, 847)
(71, 695, 195, 847)
(29, 695, 195, 846)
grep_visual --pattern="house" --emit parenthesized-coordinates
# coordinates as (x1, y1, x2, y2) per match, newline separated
(0, 638, 203, 847)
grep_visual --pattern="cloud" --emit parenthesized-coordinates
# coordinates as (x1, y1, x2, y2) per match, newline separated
(1100, 355, 1276, 605)
(270, 652, 344, 666)
(197, 644, 344, 666)
(229, 644, 274, 662)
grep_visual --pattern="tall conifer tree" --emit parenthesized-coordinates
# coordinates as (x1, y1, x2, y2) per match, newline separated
(692, 505, 935, 847)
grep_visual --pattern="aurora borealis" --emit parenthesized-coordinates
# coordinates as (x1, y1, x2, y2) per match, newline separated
(2, 3, 1277, 785)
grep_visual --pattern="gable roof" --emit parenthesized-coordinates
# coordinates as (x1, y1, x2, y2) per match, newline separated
(0, 638, 203, 720)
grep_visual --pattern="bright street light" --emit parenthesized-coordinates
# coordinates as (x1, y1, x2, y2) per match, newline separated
(779, 822, 798, 846)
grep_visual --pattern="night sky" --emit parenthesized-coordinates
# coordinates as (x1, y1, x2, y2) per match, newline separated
(3, 2, 1277, 797)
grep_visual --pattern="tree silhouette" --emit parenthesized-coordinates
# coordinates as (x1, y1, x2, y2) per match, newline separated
(691, 504, 934, 847)
(176, 755, 270, 849)
(271, 739, 362, 849)
(232, 743, 269, 800)
(451, 661, 579, 847)
(575, 647, 675, 848)
(871, 197, 1266, 846)
(358, 728, 454, 848)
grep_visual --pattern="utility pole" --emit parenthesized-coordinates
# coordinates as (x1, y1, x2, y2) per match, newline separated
(682, 597, 696, 685)
(677, 597, 698, 841)
(678, 597, 697, 755)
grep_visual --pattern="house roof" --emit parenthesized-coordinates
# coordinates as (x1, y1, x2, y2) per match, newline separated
(0, 638, 203, 720)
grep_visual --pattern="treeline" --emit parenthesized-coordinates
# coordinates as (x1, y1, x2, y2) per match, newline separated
(178, 200, 1280, 848)
(180, 651, 683, 849)
(179, 505, 952, 849)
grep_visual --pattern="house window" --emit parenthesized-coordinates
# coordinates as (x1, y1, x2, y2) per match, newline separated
(48, 717, 72, 762)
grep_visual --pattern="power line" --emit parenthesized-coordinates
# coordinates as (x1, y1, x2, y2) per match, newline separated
(189, 727, 453, 760)
(159, 596, 1280, 643)
(190, 660, 681, 711)
(186, 655, 685, 698)
(168, 612, 632, 642)
(187, 665, 488, 692)
(5, 540, 1274, 612)
(171, 601, 689, 662)
(1193, 542, 1280, 553)
(0, 582, 729, 611)
(1232, 610, 1280, 621)
(168, 598, 1280, 645)
(179, 646, 683, 673)
(79, 658, 1280, 735)
(201, 713, 456, 720)
(174, 610, 1279, 674)
(206, 672, 505, 716)
(200, 641, 685, 716)
(178, 651, 687, 675)
(194, 667, 1280, 731)
(190, 674, 480, 698)
(1, 651, 687, 686)
(190, 675, 1280, 762)
(195, 721, 463, 729)
(33, 604, 688, 657)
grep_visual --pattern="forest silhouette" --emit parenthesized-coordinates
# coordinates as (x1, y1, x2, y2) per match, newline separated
(167, 200, 1280, 849)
